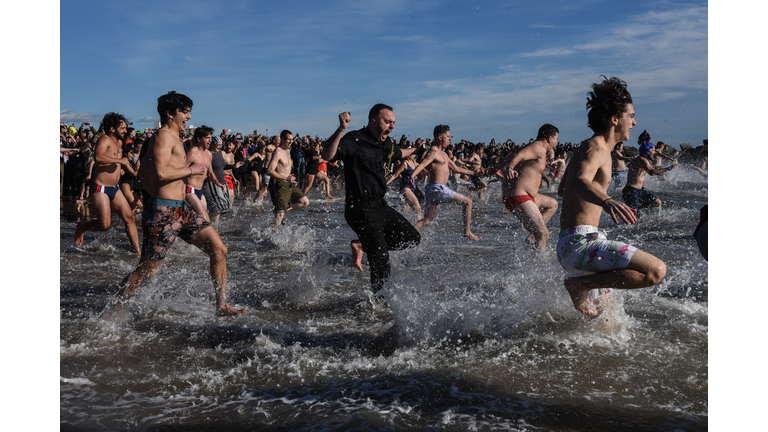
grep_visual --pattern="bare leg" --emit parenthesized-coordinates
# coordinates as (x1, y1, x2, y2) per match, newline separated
(512, 200, 550, 252)
(564, 249, 666, 317)
(190, 227, 246, 316)
(350, 240, 364, 272)
(317, 172, 335, 199)
(415, 204, 438, 230)
(103, 257, 164, 318)
(111, 191, 141, 254)
(274, 211, 285, 226)
(402, 189, 422, 221)
(75, 192, 112, 246)
(186, 193, 211, 223)
(450, 193, 480, 241)
(302, 174, 316, 196)
(250, 172, 261, 201)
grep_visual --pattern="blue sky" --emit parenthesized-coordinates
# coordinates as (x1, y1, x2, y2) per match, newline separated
(59, 0, 707, 147)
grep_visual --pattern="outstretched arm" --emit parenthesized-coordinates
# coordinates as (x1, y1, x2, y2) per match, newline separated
(386, 161, 407, 185)
(321, 112, 351, 161)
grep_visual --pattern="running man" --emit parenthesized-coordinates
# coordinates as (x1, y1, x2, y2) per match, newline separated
(185, 125, 226, 222)
(105, 91, 246, 317)
(621, 141, 679, 210)
(492, 124, 560, 252)
(610, 142, 633, 184)
(321, 106, 422, 295)
(266, 130, 309, 226)
(466, 144, 488, 200)
(74, 112, 141, 254)
(410, 125, 483, 240)
(557, 76, 667, 317)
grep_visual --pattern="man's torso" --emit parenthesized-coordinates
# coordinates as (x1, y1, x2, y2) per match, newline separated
(92, 135, 122, 187)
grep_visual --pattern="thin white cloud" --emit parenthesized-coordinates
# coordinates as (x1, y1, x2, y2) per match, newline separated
(521, 48, 575, 57)
(60, 110, 102, 124)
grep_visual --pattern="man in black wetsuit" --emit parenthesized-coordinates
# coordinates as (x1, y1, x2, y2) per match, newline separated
(321, 104, 423, 297)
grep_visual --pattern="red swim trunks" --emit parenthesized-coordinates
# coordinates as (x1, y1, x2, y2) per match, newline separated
(503, 194, 535, 212)
(225, 175, 234, 190)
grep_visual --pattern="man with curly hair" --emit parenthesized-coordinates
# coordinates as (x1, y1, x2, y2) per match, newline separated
(556, 76, 667, 317)
(74, 112, 141, 254)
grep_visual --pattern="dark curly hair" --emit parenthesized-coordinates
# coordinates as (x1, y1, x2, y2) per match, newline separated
(433, 124, 450, 139)
(100, 112, 126, 135)
(194, 125, 214, 142)
(586, 76, 633, 133)
(157, 91, 193, 126)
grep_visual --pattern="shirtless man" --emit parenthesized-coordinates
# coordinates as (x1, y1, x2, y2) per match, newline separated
(548, 148, 567, 184)
(492, 124, 560, 252)
(557, 76, 666, 317)
(410, 125, 483, 241)
(222, 138, 240, 205)
(185, 125, 226, 222)
(266, 130, 309, 226)
(466, 144, 487, 200)
(621, 141, 679, 210)
(105, 91, 245, 317)
(610, 142, 633, 183)
(74, 112, 141, 254)
(651, 141, 677, 169)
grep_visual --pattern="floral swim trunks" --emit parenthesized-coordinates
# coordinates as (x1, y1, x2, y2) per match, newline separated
(141, 197, 211, 261)
(556, 225, 637, 277)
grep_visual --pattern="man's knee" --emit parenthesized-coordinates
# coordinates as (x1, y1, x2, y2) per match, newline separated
(96, 217, 111, 230)
(121, 211, 136, 226)
(210, 242, 228, 261)
(646, 259, 666, 285)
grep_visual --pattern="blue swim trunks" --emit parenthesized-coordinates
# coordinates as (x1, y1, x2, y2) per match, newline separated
(90, 183, 120, 200)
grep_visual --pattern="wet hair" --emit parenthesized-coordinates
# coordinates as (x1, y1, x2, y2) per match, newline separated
(100, 112, 126, 135)
(157, 91, 193, 126)
(433, 124, 450, 139)
(368, 103, 394, 120)
(638, 130, 651, 143)
(586, 76, 633, 133)
(536, 123, 559, 140)
(194, 125, 214, 142)
(280, 130, 293, 142)
(614, 142, 624, 150)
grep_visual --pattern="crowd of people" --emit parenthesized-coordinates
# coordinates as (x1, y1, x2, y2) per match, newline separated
(60, 77, 708, 326)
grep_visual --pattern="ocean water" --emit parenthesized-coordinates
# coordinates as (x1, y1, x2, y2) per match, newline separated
(60, 169, 707, 431)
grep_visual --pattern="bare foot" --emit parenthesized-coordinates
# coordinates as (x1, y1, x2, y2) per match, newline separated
(350, 240, 364, 272)
(464, 232, 482, 241)
(564, 279, 609, 317)
(326, 195, 335, 200)
(216, 304, 247, 316)
(74, 224, 86, 246)
(525, 234, 536, 245)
